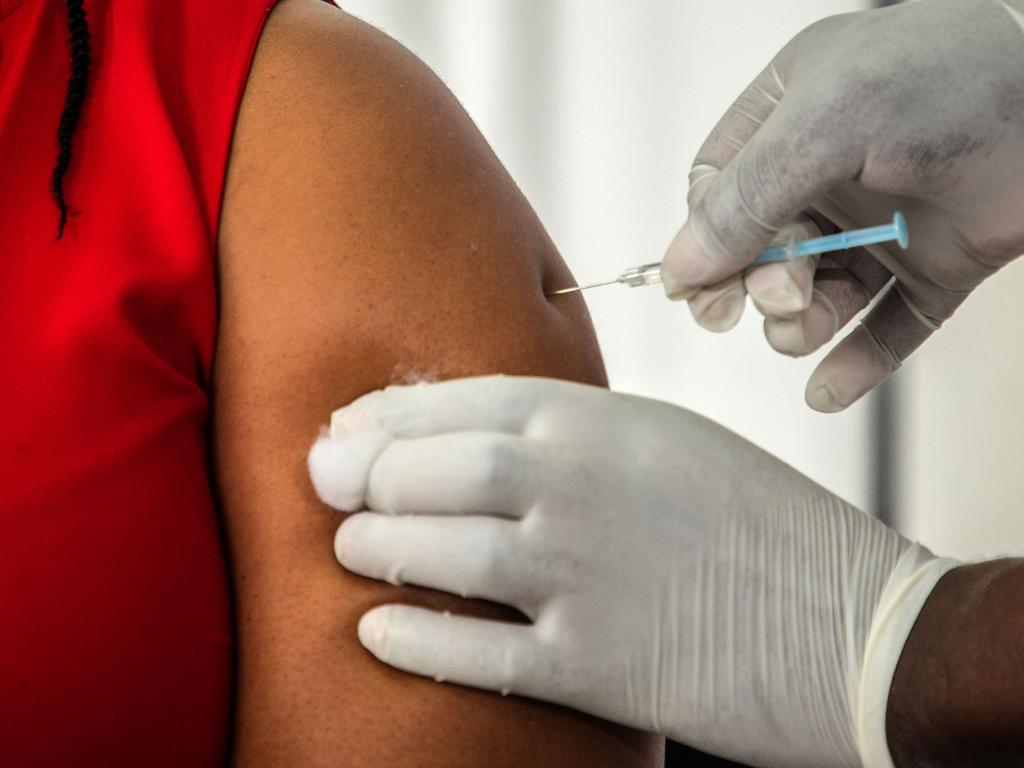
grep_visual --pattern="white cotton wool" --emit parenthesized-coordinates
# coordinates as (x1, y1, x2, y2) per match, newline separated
(388, 365, 441, 386)
(329, 389, 385, 437)
(308, 426, 392, 512)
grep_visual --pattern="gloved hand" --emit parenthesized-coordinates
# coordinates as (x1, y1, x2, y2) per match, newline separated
(662, 0, 1024, 413)
(308, 375, 960, 768)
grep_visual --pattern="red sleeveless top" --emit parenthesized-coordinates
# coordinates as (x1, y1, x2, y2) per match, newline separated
(0, 1, 331, 764)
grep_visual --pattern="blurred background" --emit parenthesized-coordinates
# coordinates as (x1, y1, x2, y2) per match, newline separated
(338, 0, 1024, 564)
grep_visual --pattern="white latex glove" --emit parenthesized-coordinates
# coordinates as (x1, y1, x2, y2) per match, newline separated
(308, 375, 961, 768)
(662, 0, 1024, 413)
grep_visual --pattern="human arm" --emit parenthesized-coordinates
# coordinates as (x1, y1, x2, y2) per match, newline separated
(659, 0, 1024, 412)
(211, 0, 661, 765)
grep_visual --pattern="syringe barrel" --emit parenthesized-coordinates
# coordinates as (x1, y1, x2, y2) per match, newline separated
(792, 224, 888, 257)
(758, 213, 908, 262)
(753, 242, 796, 264)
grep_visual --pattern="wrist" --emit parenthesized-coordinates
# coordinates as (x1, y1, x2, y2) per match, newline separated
(886, 558, 1024, 767)
(855, 545, 961, 768)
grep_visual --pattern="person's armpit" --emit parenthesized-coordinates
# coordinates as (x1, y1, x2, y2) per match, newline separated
(212, 1, 663, 766)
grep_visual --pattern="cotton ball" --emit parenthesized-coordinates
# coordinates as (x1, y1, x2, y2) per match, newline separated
(308, 427, 392, 511)
(389, 365, 441, 386)
(330, 389, 384, 437)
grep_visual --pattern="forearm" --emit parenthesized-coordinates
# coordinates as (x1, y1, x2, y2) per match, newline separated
(887, 558, 1024, 767)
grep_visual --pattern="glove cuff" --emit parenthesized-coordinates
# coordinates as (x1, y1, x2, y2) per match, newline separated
(997, 1, 1024, 33)
(855, 543, 961, 768)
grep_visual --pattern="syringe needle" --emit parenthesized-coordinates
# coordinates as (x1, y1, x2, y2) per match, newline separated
(549, 279, 619, 295)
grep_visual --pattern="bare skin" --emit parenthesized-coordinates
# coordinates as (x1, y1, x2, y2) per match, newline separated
(213, 0, 661, 765)
(887, 559, 1024, 767)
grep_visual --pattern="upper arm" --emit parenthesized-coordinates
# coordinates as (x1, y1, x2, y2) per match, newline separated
(213, 1, 661, 765)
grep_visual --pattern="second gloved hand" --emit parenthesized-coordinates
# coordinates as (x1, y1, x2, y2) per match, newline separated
(308, 375, 960, 768)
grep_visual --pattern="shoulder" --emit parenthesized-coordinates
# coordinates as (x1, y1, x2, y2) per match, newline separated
(245, 0, 412, 87)
(228, 0, 465, 165)
(219, 0, 505, 276)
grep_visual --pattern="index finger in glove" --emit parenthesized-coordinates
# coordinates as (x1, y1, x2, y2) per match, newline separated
(327, 375, 591, 441)
(670, 66, 786, 321)
(309, 377, 600, 512)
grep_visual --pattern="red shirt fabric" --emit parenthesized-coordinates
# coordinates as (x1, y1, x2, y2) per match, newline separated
(0, 1, 331, 764)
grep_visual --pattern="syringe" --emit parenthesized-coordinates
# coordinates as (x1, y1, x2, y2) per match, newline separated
(549, 212, 908, 296)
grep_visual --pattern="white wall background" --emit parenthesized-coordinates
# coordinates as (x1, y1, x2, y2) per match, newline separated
(898, 259, 1024, 560)
(339, 0, 874, 514)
